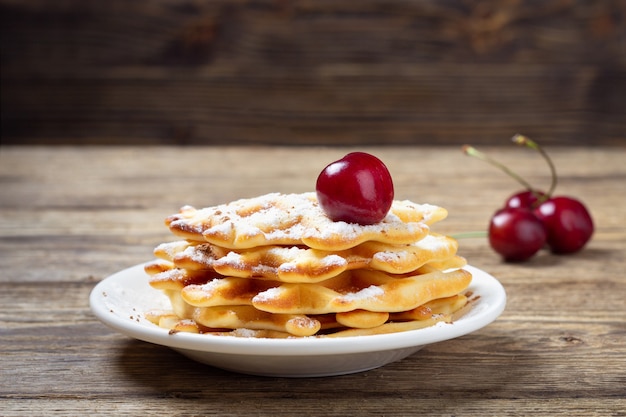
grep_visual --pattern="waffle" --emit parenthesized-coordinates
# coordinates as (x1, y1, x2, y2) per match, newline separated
(144, 192, 473, 338)
(147, 293, 470, 338)
(150, 232, 465, 283)
(165, 192, 446, 250)
(145, 261, 470, 311)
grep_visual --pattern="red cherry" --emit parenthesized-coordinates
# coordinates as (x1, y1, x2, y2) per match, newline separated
(505, 190, 594, 254)
(465, 137, 595, 260)
(505, 190, 547, 209)
(488, 207, 547, 262)
(534, 196, 594, 254)
(316, 152, 394, 224)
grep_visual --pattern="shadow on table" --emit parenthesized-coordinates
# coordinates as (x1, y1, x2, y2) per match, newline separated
(114, 330, 537, 405)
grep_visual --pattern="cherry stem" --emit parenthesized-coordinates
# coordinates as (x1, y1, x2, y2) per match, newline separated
(462, 145, 535, 191)
(450, 231, 488, 239)
(511, 134, 557, 198)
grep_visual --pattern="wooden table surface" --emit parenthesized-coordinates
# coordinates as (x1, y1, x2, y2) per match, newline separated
(1, 145, 625, 416)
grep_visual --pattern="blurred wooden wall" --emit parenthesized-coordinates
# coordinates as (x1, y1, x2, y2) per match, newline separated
(1, 0, 624, 146)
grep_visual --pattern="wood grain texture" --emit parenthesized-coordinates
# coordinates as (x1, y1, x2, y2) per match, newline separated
(0, 146, 625, 416)
(1, 0, 624, 146)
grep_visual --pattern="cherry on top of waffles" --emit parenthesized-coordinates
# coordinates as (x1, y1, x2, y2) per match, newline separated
(463, 135, 594, 262)
(316, 152, 394, 226)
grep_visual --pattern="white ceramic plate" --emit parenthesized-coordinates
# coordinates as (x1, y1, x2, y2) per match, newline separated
(90, 264, 506, 377)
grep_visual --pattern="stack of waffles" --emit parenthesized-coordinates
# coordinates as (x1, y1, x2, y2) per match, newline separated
(144, 192, 472, 338)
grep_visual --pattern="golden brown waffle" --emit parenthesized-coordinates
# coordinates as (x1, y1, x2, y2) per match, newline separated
(165, 192, 446, 250)
(145, 293, 471, 338)
(177, 266, 470, 314)
(248, 267, 471, 315)
(151, 232, 465, 283)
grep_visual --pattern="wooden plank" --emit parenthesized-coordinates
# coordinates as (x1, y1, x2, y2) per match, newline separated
(1, 0, 624, 145)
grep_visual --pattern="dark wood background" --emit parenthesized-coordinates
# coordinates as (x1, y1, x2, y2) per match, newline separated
(1, 0, 624, 146)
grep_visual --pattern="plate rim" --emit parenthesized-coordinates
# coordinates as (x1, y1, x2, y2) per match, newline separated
(89, 263, 506, 357)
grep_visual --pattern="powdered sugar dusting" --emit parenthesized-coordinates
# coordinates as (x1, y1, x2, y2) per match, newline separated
(155, 241, 188, 258)
(413, 234, 448, 251)
(220, 251, 246, 268)
(199, 278, 223, 294)
(339, 285, 384, 302)
(372, 234, 453, 264)
(288, 316, 320, 329)
(153, 268, 185, 281)
(321, 254, 347, 267)
(252, 287, 284, 303)
(373, 251, 406, 264)
(182, 245, 214, 265)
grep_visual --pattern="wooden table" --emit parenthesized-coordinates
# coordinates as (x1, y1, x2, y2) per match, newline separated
(1, 145, 624, 416)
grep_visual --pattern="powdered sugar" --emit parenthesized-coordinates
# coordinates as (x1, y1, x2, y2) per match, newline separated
(372, 234, 455, 265)
(321, 254, 347, 267)
(155, 241, 188, 259)
(339, 285, 384, 302)
(288, 316, 320, 329)
(199, 279, 223, 294)
(413, 234, 449, 251)
(372, 251, 406, 264)
(220, 251, 246, 268)
(252, 287, 284, 303)
(182, 245, 214, 265)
